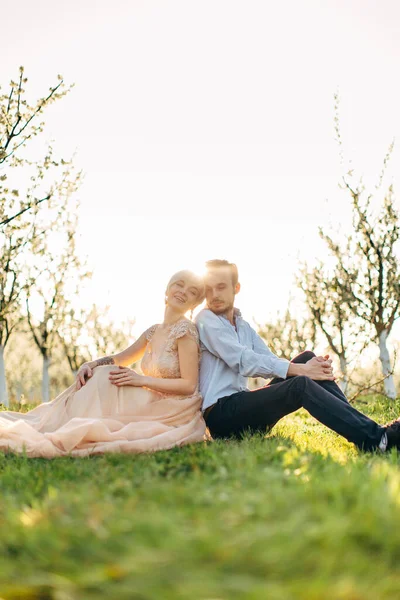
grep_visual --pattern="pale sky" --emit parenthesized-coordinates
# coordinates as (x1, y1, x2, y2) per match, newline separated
(2, 1, 400, 345)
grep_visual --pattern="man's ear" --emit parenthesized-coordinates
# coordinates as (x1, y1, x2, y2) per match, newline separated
(234, 282, 241, 295)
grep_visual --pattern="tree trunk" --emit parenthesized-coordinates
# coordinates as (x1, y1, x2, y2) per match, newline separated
(378, 330, 397, 400)
(42, 355, 51, 403)
(338, 354, 348, 394)
(0, 345, 9, 407)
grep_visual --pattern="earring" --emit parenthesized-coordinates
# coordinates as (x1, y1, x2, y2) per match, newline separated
(190, 309, 194, 320)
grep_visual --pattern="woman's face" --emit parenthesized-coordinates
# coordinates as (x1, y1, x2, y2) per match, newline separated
(166, 277, 202, 314)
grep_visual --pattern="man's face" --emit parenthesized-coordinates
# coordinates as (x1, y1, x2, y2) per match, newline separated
(204, 267, 239, 315)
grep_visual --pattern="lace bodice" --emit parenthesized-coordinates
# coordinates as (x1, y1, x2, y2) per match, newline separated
(141, 319, 200, 382)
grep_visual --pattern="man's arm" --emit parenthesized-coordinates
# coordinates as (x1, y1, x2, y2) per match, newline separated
(250, 325, 334, 381)
(196, 312, 290, 379)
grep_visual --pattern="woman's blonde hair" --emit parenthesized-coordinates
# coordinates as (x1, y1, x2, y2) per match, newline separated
(166, 270, 205, 309)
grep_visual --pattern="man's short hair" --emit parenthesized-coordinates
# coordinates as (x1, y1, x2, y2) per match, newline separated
(205, 259, 239, 287)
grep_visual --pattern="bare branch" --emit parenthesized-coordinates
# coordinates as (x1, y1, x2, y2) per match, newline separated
(349, 350, 397, 403)
(0, 194, 51, 227)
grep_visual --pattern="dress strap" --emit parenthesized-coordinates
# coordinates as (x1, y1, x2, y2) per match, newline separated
(145, 324, 158, 342)
(169, 320, 199, 344)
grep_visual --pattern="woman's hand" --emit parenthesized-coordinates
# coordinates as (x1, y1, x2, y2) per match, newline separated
(109, 367, 146, 387)
(76, 363, 94, 390)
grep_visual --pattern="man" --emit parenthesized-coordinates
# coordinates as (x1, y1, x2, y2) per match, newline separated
(195, 259, 400, 452)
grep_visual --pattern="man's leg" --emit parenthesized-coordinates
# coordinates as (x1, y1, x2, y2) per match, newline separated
(269, 351, 349, 404)
(205, 375, 385, 451)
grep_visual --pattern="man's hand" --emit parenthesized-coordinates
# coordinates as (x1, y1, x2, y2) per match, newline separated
(109, 367, 146, 387)
(304, 356, 334, 380)
(287, 354, 334, 381)
(76, 363, 93, 390)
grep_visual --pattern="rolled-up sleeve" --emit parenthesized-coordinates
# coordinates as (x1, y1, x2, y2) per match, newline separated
(197, 312, 289, 379)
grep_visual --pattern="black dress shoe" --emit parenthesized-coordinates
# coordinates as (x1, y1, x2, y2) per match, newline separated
(385, 418, 400, 450)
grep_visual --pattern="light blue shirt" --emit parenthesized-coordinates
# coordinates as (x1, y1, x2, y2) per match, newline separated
(195, 308, 290, 411)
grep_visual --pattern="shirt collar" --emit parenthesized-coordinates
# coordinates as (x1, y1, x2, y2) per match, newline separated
(210, 307, 242, 324)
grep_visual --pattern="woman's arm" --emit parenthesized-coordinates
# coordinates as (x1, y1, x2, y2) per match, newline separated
(76, 331, 149, 390)
(109, 334, 199, 396)
(89, 331, 148, 369)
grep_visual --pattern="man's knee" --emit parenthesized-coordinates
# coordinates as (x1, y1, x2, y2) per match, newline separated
(291, 350, 315, 364)
(280, 375, 313, 408)
(291, 374, 314, 391)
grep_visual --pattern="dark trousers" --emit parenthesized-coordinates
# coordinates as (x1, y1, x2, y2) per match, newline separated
(204, 351, 385, 451)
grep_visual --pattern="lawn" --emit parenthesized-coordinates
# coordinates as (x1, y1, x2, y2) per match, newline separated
(1, 394, 400, 600)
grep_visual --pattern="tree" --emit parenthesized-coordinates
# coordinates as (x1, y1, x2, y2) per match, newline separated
(0, 66, 72, 226)
(84, 305, 136, 364)
(25, 207, 90, 402)
(58, 306, 92, 377)
(315, 97, 400, 398)
(3, 330, 42, 406)
(0, 226, 28, 406)
(297, 259, 364, 393)
(0, 218, 42, 406)
(0, 68, 75, 406)
(322, 179, 400, 398)
(258, 307, 317, 360)
(58, 304, 136, 377)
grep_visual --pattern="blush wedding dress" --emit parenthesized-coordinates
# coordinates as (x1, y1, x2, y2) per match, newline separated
(0, 320, 206, 458)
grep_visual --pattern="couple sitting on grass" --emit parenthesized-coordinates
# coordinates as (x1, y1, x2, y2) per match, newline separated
(1, 259, 399, 458)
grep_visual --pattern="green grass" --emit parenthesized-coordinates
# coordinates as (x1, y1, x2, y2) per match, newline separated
(1, 395, 400, 599)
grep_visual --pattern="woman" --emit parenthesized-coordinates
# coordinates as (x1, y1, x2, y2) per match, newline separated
(0, 270, 207, 458)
